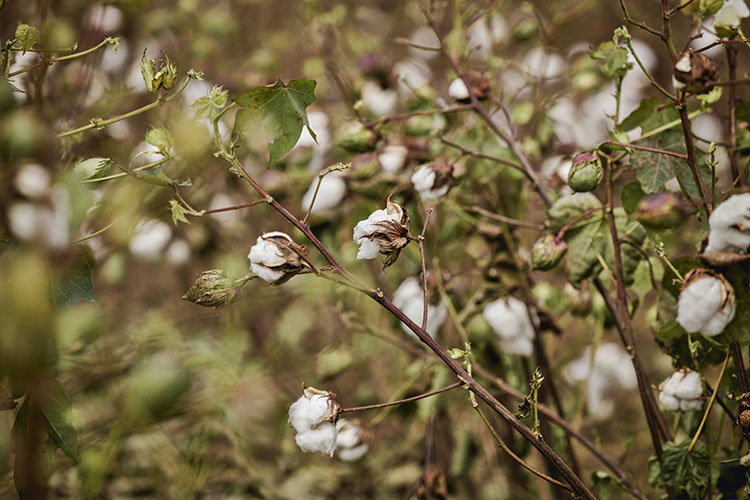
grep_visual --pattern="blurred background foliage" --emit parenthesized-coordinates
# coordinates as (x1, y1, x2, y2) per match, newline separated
(0, 0, 746, 498)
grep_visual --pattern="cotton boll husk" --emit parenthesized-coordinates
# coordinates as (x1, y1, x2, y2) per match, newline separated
(128, 219, 172, 259)
(705, 193, 750, 252)
(294, 424, 337, 456)
(15, 163, 51, 199)
(482, 298, 535, 357)
(379, 145, 409, 173)
(676, 276, 735, 336)
(288, 393, 336, 433)
(353, 206, 405, 260)
(392, 277, 447, 337)
(301, 171, 347, 215)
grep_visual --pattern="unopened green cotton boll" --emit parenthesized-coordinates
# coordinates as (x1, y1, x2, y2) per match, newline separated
(567, 153, 603, 192)
(530, 234, 567, 271)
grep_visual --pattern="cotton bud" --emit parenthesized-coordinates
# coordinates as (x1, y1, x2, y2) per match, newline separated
(482, 297, 535, 357)
(182, 269, 241, 309)
(289, 386, 340, 456)
(530, 234, 567, 270)
(672, 52, 719, 94)
(248, 231, 308, 284)
(411, 158, 454, 201)
(353, 197, 411, 267)
(564, 343, 637, 420)
(714, 0, 750, 37)
(335, 121, 379, 153)
(676, 269, 735, 337)
(378, 144, 409, 174)
(335, 419, 369, 462)
(392, 276, 447, 337)
(658, 369, 703, 412)
(634, 192, 692, 229)
(567, 153, 602, 193)
(705, 193, 750, 253)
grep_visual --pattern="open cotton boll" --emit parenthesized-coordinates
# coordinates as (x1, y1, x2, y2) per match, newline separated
(659, 370, 703, 412)
(482, 297, 535, 357)
(295, 424, 337, 456)
(379, 144, 409, 174)
(8, 191, 71, 250)
(301, 171, 347, 215)
(15, 163, 51, 199)
(411, 160, 453, 201)
(564, 343, 637, 420)
(705, 193, 750, 253)
(522, 47, 566, 80)
(335, 419, 369, 461)
(676, 271, 735, 337)
(448, 78, 470, 101)
(714, 0, 750, 31)
(247, 232, 307, 284)
(392, 277, 447, 337)
(361, 80, 399, 118)
(352, 199, 410, 266)
(129, 219, 172, 259)
(289, 390, 338, 433)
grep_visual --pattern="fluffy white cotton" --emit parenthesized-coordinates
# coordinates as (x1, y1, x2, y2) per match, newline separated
(129, 219, 172, 259)
(522, 48, 566, 80)
(14, 163, 51, 199)
(8, 189, 71, 250)
(392, 277, 448, 337)
(248, 234, 288, 282)
(85, 3, 125, 32)
(466, 13, 508, 57)
(705, 193, 750, 253)
(393, 58, 432, 97)
(714, 0, 750, 30)
(166, 239, 191, 265)
(483, 297, 535, 357)
(295, 424, 337, 456)
(676, 276, 735, 336)
(131, 140, 164, 167)
(564, 343, 637, 420)
(448, 78, 469, 100)
(361, 80, 399, 117)
(335, 419, 369, 462)
(659, 370, 703, 412)
(379, 145, 409, 174)
(353, 208, 400, 260)
(301, 171, 347, 215)
(411, 165, 450, 201)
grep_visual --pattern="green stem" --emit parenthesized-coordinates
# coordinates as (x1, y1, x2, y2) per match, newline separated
(8, 37, 119, 77)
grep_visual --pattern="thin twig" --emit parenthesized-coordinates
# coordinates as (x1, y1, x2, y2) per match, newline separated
(688, 350, 730, 453)
(340, 381, 461, 413)
(608, 140, 686, 159)
(202, 199, 268, 215)
(8, 37, 118, 77)
(364, 104, 472, 128)
(554, 206, 606, 243)
(440, 137, 527, 175)
(727, 45, 741, 184)
(418, 208, 433, 330)
(678, 101, 712, 215)
(467, 204, 545, 230)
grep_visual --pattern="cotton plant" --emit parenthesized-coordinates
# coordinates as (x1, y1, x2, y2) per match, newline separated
(411, 159, 454, 201)
(128, 218, 172, 260)
(482, 297, 535, 357)
(658, 370, 704, 412)
(288, 386, 340, 456)
(564, 343, 638, 420)
(714, 0, 750, 35)
(248, 231, 309, 284)
(676, 269, 736, 337)
(392, 276, 447, 338)
(352, 197, 411, 267)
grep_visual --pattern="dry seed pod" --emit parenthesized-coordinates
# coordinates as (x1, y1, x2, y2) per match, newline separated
(673, 52, 719, 94)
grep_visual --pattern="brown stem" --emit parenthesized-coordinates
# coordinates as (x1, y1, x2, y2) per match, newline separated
(608, 140, 687, 159)
(202, 199, 268, 215)
(364, 104, 472, 128)
(468, 205, 545, 230)
(440, 137, 527, 176)
(727, 46, 741, 185)
(732, 342, 749, 395)
(554, 206, 606, 243)
(678, 103, 711, 215)
(418, 208, 433, 330)
(340, 381, 461, 413)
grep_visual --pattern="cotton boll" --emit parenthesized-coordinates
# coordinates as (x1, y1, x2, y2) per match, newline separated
(714, 0, 750, 31)
(676, 271, 735, 337)
(705, 193, 750, 253)
(131, 140, 164, 167)
(467, 13, 508, 57)
(248, 237, 289, 282)
(294, 423, 337, 456)
(411, 160, 453, 201)
(393, 59, 432, 97)
(392, 277, 447, 337)
(659, 370, 703, 412)
(378, 144, 409, 174)
(289, 390, 338, 433)
(166, 239, 191, 266)
(482, 297, 535, 357)
(338, 443, 369, 462)
(8, 193, 71, 250)
(448, 78, 470, 101)
(411, 165, 436, 192)
(85, 4, 125, 33)
(522, 48, 565, 80)
(128, 219, 172, 260)
(361, 80, 399, 117)
(352, 199, 410, 264)
(14, 163, 51, 199)
(301, 171, 347, 215)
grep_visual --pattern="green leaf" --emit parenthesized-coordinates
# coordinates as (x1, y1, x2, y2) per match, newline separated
(168, 199, 190, 225)
(735, 100, 750, 123)
(648, 440, 710, 499)
(193, 85, 228, 121)
(74, 157, 112, 180)
(619, 98, 660, 132)
(15, 24, 40, 53)
(122, 164, 191, 187)
(589, 40, 631, 79)
(621, 181, 646, 214)
(144, 127, 172, 157)
(233, 78, 317, 166)
(51, 267, 98, 308)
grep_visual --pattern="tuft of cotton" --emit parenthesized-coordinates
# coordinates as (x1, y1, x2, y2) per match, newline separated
(659, 370, 703, 412)
(677, 276, 735, 337)
(411, 165, 450, 201)
(335, 419, 369, 462)
(448, 78, 470, 100)
(393, 58, 432, 97)
(483, 297, 535, 357)
(714, 0, 750, 30)
(248, 236, 287, 282)
(392, 277, 447, 338)
(466, 13, 508, 57)
(15, 163, 51, 199)
(166, 239, 191, 266)
(301, 171, 347, 215)
(379, 145, 409, 174)
(353, 204, 406, 260)
(294, 424, 337, 456)
(564, 343, 637, 420)
(522, 48, 566, 80)
(129, 219, 172, 259)
(705, 193, 750, 253)
(130, 140, 164, 167)
(361, 80, 399, 118)
(8, 191, 71, 250)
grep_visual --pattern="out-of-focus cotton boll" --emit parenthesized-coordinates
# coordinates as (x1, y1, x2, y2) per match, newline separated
(15, 163, 51, 199)
(99, 38, 131, 75)
(207, 193, 243, 230)
(8, 51, 39, 101)
(128, 219, 172, 260)
(448, 78, 470, 100)
(408, 27, 440, 61)
(522, 48, 566, 80)
(107, 120, 131, 141)
(294, 111, 330, 150)
(379, 144, 409, 174)
(705, 193, 750, 253)
(659, 370, 703, 412)
(335, 419, 369, 462)
(301, 171, 347, 215)
(394, 59, 432, 97)
(8, 188, 71, 250)
(131, 140, 164, 167)
(85, 4, 125, 33)
(467, 13, 508, 57)
(361, 80, 399, 117)
(482, 297, 535, 357)
(564, 343, 637, 420)
(166, 239, 191, 266)
(392, 277, 447, 338)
